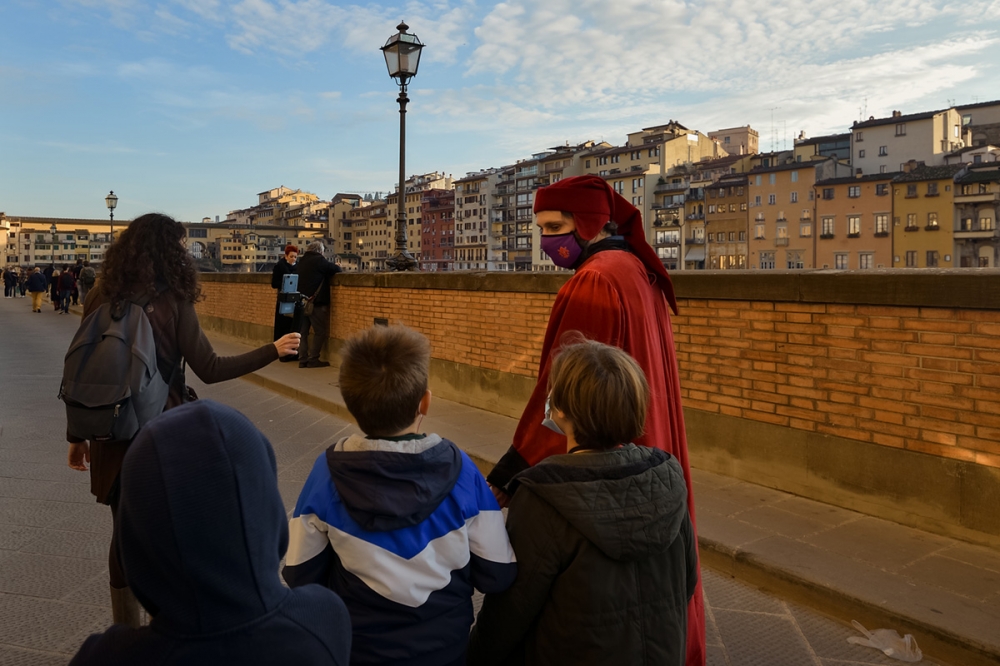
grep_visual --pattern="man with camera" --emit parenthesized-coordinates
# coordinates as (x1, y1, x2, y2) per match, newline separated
(295, 241, 341, 368)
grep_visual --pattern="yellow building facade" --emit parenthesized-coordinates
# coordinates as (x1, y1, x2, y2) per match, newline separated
(891, 164, 963, 268)
(814, 174, 895, 270)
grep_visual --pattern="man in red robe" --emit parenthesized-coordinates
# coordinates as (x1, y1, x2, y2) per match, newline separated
(487, 174, 705, 666)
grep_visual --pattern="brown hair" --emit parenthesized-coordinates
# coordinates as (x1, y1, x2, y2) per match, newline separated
(98, 213, 202, 304)
(548, 340, 649, 450)
(339, 325, 430, 437)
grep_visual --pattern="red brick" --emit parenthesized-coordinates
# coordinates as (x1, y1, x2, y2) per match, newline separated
(743, 411, 790, 427)
(974, 451, 1000, 468)
(872, 433, 906, 448)
(864, 419, 920, 438)
(903, 416, 975, 437)
(860, 351, 920, 367)
(789, 418, 819, 431)
(901, 319, 973, 334)
(905, 440, 976, 462)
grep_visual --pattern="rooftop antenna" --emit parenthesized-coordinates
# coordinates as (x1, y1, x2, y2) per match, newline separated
(769, 107, 780, 153)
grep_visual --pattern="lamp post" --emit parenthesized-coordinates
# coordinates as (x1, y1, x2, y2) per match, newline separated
(105, 191, 118, 243)
(381, 21, 424, 272)
(50, 223, 58, 264)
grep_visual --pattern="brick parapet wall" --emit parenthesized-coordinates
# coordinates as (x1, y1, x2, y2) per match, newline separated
(195, 270, 1000, 468)
(672, 300, 1000, 468)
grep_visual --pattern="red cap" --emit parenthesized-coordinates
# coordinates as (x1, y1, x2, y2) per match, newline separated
(534, 175, 677, 313)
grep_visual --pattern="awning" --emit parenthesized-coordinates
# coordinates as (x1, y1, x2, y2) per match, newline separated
(685, 246, 706, 262)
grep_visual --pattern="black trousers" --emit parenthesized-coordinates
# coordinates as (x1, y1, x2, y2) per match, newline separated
(300, 304, 330, 363)
(273, 304, 301, 340)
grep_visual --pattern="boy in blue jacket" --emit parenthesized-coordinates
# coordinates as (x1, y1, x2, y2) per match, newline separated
(283, 325, 517, 666)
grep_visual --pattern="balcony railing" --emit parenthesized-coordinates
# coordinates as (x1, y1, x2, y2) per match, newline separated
(775, 237, 790, 246)
(686, 237, 705, 245)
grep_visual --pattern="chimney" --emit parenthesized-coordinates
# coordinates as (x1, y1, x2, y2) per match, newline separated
(855, 168, 863, 176)
(892, 110, 902, 118)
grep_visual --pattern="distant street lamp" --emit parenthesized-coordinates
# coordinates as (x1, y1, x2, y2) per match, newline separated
(381, 21, 424, 272)
(105, 191, 118, 242)
(50, 223, 58, 263)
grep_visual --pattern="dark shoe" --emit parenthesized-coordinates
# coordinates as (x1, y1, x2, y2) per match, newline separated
(306, 361, 331, 368)
(299, 361, 309, 368)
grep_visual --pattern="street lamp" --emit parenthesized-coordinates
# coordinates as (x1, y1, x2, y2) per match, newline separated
(50, 223, 58, 264)
(381, 21, 424, 271)
(105, 191, 118, 242)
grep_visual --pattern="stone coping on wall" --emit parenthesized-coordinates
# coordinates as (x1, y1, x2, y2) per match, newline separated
(199, 269, 1000, 310)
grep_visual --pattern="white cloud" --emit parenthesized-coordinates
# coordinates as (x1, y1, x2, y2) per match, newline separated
(223, 0, 474, 62)
(170, 0, 225, 22)
(453, 0, 1000, 140)
(58, 0, 144, 29)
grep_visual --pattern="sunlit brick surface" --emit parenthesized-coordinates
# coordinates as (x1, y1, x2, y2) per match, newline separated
(672, 300, 1000, 468)
(195, 273, 1000, 469)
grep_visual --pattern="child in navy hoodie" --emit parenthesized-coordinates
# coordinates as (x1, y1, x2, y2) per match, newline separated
(283, 325, 517, 666)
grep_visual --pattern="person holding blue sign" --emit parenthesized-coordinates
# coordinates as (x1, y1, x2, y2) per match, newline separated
(271, 244, 301, 363)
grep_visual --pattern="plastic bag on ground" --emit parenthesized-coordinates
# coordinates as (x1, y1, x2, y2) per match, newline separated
(847, 620, 923, 662)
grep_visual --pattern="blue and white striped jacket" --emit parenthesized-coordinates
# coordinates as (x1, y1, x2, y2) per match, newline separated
(283, 433, 516, 666)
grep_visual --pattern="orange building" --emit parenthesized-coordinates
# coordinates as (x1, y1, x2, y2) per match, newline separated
(814, 173, 896, 269)
(891, 164, 962, 268)
(706, 173, 748, 269)
(747, 158, 850, 269)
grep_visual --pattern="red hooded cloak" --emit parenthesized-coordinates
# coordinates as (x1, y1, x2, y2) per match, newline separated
(487, 175, 706, 666)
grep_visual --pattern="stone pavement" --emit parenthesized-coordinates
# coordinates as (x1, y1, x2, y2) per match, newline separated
(0, 293, 981, 665)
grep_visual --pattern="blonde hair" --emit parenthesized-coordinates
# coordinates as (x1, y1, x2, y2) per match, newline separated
(339, 325, 430, 437)
(548, 340, 648, 450)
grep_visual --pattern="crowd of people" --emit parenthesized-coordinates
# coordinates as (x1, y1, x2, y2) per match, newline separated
(3, 260, 97, 313)
(61, 175, 704, 665)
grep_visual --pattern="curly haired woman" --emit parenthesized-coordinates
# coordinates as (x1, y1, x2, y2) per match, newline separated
(65, 213, 300, 625)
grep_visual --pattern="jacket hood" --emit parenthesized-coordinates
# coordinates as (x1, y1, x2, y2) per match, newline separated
(515, 445, 688, 562)
(115, 400, 290, 635)
(326, 434, 461, 532)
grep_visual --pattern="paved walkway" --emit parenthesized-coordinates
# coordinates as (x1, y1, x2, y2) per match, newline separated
(0, 294, 991, 664)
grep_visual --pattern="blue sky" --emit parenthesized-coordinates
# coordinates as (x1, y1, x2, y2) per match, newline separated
(2, 0, 999, 223)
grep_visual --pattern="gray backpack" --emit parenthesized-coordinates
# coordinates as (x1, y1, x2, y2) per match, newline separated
(60, 297, 170, 442)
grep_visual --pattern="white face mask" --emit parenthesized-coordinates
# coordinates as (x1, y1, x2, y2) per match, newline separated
(542, 395, 564, 435)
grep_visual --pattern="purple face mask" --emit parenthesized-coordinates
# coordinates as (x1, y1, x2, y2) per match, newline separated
(540, 232, 584, 268)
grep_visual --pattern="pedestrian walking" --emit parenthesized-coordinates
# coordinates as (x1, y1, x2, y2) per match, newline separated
(27, 267, 47, 312)
(50, 269, 61, 311)
(271, 244, 301, 363)
(17, 269, 28, 297)
(485, 174, 706, 666)
(71, 259, 83, 305)
(63, 213, 300, 626)
(295, 241, 341, 368)
(58, 265, 76, 314)
(78, 261, 96, 305)
(2, 267, 15, 298)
